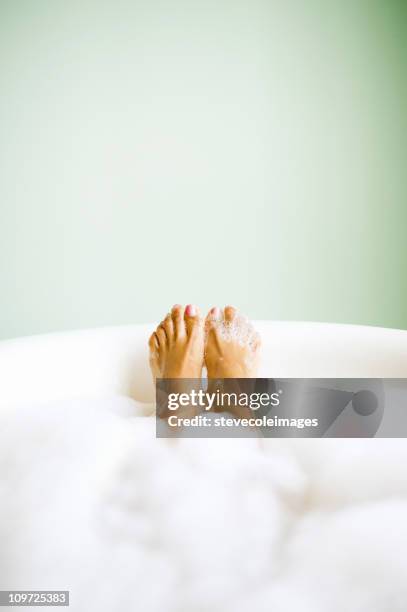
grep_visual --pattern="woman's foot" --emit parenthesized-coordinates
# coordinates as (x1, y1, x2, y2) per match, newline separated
(149, 304, 204, 380)
(205, 306, 261, 378)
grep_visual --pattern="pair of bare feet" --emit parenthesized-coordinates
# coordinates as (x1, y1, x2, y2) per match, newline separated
(148, 304, 260, 380)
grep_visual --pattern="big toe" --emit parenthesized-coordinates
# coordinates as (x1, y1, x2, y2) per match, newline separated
(205, 306, 222, 332)
(224, 305, 237, 323)
(185, 304, 202, 337)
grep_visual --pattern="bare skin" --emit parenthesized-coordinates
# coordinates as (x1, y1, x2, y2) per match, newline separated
(148, 305, 261, 422)
(204, 306, 261, 379)
(148, 304, 260, 381)
(148, 304, 204, 380)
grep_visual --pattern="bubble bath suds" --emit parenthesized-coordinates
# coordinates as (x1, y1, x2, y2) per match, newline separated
(205, 313, 259, 352)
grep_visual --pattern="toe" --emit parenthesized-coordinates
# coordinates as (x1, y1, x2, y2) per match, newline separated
(148, 333, 159, 351)
(205, 306, 222, 332)
(160, 313, 174, 344)
(185, 304, 201, 337)
(155, 326, 167, 348)
(149, 332, 161, 381)
(224, 305, 237, 322)
(207, 306, 222, 321)
(171, 304, 186, 339)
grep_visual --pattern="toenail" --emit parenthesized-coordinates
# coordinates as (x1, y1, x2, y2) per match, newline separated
(211, 306, 221, 317)
(186, 304, 197, 317)
(172, 304, 182, 309)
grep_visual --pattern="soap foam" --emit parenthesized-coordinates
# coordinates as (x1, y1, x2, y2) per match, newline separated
(205, 313, 259, 351)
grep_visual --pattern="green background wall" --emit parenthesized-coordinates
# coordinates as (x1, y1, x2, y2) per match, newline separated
(1, 0, 406, 339)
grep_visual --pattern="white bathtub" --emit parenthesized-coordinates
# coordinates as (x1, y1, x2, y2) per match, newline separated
(1, 322, 407, 612)
(0, 321, 406, 410)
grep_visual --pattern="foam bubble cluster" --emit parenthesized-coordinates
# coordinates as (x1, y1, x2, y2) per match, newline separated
(205, 312, 259, 351)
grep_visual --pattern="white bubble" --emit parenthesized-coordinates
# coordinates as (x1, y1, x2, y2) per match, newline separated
(205, 313, 258, 352)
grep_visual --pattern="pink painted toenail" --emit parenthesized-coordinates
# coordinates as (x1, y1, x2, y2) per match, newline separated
(210, 306, 221, 317)
(186, 304, 197, 317)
